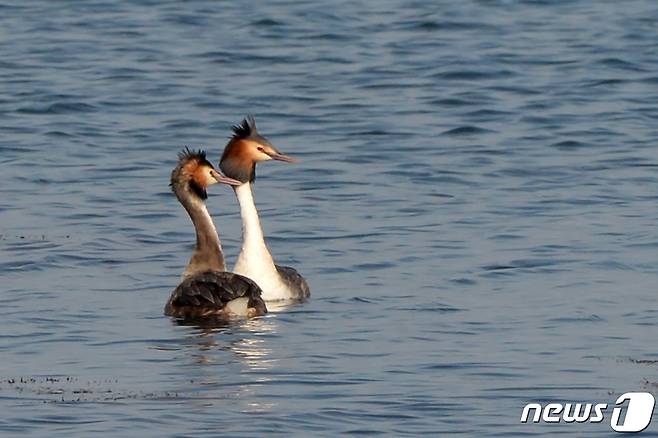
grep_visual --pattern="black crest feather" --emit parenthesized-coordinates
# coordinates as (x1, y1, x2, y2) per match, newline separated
(178, 147, 208, 164)
(231, 115, 257, 140)
(171, 147, 212, 200)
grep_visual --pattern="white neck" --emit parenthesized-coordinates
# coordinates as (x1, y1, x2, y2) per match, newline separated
(233, 183, 290, 301)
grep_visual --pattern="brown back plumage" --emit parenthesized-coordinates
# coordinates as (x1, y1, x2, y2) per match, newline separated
(165, 270, 267, 318)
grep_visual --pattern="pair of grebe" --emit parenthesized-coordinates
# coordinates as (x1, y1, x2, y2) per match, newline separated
(165, 116, 309, 319)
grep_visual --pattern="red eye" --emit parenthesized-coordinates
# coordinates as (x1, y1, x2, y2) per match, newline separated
(257, 147, 264, 152)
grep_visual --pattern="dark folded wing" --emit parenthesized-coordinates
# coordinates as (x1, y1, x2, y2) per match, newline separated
(275, 265, 310, 300)
(165, 271, 266, 316)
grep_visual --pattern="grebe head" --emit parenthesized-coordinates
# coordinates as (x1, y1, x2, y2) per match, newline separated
(171, 148, 241, 200)
(219, 115, 298, 183)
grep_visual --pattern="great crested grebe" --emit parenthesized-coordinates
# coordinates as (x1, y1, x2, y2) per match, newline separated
(219, 116, 310, 301)
(165, 148, 267, 318)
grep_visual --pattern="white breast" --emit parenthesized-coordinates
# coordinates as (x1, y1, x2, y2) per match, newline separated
(234, 257, 292, 301)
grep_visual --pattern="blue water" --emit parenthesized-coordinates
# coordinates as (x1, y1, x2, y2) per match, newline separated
(2, 0, 658, 436)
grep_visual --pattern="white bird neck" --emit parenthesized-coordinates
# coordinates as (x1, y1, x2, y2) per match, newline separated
(233, 182, 290, 300)
(234, 182, 275, 265)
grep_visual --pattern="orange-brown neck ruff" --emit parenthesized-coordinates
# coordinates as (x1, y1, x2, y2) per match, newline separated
(173, 150, 213, 197)
(220, 139, 257, 183)
(190, 165, 213, 199)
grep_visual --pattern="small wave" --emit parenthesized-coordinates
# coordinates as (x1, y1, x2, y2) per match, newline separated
(441, 126, 494, 136)
(402, 20, 497, 32)
(17, 102, 97, 115)
(250, 18, 285, 27)
(450, 277, 477, 285)
(545, 314, 605, 324)
(596, 57, 645, 72)
(352, 262, 395, 270)
(550, 140, 588, 150)
(427, 97, 473, 107)
(433, 69, 515, 81)
(585, 78, 627, 87)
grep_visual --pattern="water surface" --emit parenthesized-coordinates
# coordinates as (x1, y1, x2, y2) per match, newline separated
(2, 0, 658, 436)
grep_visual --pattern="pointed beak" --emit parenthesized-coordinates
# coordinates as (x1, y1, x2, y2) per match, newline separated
(210, 169, 242, 186)
(267, 151, 299, 163)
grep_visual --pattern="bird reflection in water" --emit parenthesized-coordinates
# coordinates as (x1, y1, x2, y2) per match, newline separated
(160, 302, 302, 413)
(170, 300, 297, 368)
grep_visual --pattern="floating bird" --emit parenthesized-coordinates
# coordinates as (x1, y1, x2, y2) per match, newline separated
(219, 116, 310, 301)
(165, 148, 267, 318)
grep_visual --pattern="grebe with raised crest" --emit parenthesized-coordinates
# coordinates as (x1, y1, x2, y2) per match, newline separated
(165, 148, 267, 318)
(219, 116, 310, 301)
